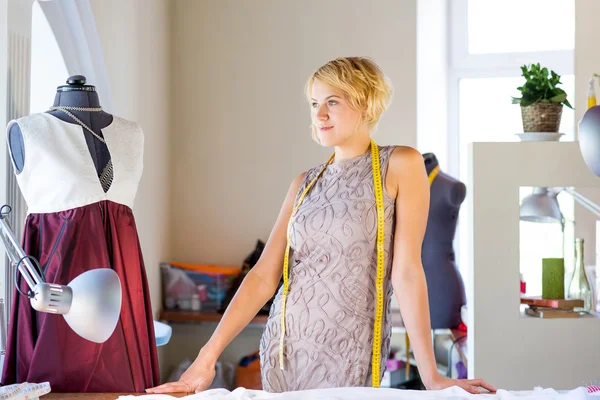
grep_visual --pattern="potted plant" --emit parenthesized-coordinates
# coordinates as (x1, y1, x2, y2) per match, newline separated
(512, 63, 573, 132)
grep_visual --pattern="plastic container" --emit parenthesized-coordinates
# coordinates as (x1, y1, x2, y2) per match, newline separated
(191, 294, 201, 311)
(161, 262, 241, 312)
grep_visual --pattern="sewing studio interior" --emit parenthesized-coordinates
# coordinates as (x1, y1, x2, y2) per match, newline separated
(0, 1, 599, 399)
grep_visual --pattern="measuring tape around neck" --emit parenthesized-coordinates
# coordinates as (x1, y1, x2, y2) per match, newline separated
(278, 139, 386, 389)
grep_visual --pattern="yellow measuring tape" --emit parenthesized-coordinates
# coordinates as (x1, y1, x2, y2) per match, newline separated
(370, 141, 385, 387)
(278, 139, 386, 389)
(428, 165, 440, 186)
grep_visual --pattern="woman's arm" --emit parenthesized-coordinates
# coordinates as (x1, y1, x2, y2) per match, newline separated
(387, 147, 495, 394)
(147, 173, 306, 394)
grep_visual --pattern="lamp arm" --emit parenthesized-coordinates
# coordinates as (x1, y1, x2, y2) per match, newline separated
(564, 188, 600, 219)
(0, 206, 122, 344)
(0, 210, 44, 292)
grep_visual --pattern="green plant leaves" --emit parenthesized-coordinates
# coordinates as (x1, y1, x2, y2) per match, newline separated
(549, 93, 566, 102)
(512, 63, 573, 109)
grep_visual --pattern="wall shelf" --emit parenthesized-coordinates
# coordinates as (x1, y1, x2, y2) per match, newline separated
(468, 141, 600, 389)
(159, 309, 466, 380)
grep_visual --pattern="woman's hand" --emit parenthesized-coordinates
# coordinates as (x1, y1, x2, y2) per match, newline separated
(425, 374, 497, 395)
(145, 357, 216, 394)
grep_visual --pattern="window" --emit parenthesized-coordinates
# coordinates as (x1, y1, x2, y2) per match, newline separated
(0, 3, 68, 373)
(467, 0, 575, 54)
(449, 0, 576, 299)
(458, 75, 575, 185)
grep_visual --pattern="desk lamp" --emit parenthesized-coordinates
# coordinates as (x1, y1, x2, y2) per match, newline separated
(520, 187, 565, 226)
(579, 106, 600, 176)
(0, 205, 121, 343)
(577, 105, 600, 311)
(520, 187, 600, 223)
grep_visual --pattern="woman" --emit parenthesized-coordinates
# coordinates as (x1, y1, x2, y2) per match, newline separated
(147, 57, 495, 395)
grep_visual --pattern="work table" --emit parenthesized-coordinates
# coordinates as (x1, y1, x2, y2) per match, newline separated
(44, 393, 189, 399)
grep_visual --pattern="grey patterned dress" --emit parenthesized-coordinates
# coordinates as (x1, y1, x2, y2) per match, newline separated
(259, 145, 397, 392)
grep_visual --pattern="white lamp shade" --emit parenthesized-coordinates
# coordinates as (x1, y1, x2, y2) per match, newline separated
(579, 105, 600, 176)
(63, 268, 122, 343)
(519, 187, 563, 224)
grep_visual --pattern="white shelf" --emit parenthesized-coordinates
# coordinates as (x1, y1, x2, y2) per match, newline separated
(468, 141, 600, 390)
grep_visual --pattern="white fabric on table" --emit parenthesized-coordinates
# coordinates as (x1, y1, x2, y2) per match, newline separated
(118, 386, 593, 400)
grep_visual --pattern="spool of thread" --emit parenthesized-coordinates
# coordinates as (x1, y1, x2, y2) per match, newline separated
(542, 258, 565, 299)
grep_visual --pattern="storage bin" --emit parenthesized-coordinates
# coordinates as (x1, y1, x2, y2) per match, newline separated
(161, 262, 242, 312)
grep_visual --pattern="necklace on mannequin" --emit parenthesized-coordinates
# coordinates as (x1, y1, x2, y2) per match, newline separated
(48, 106, 113, 192)
(47, 106, 106, 144)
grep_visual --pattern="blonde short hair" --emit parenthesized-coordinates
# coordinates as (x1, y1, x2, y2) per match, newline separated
(306, 57, 393, 142)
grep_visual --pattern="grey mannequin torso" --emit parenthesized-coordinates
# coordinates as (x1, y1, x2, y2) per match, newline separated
(8, 76, 113, 180)
(422, 153, 467, 329)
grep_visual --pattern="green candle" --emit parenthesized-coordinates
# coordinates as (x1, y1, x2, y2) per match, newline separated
(542, 258, 565, 299)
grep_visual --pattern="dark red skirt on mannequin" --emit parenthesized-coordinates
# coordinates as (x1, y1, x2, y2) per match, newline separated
(1, 200, 159, 392)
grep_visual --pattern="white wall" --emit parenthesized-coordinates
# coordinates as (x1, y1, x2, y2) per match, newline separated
(468, 142, 600, 390)
(90, 0, 172, 378)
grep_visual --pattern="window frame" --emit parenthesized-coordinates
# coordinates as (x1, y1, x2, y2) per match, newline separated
(447, 0, 575, 291)
(447, 0, 574, 177)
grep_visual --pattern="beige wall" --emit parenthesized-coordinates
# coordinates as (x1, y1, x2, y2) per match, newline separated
(165, 0, 417, 379)
(90, 0, 172, 377)
(85, 0, 600, 384)
(91, 0, 171, 317)
(89, 0, 417, 381)
(170, 0, 417, 265)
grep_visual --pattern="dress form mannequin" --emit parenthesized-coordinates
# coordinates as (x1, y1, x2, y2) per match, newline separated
(422, 153, 467, 329)
(1, 76, 159, 391)
(8, 75, 113, 188)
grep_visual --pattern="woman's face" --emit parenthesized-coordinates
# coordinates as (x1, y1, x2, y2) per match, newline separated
(310, 79, 365, 147)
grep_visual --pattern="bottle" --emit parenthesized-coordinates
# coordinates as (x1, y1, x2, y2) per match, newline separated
(567, 238, 592, 312)
(178, 294, 191, 310)
(198, 284, 208, 301)
(165, 296, 176, 310)
(191, 293, 201, 312)
(588, 76, 597, 109)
